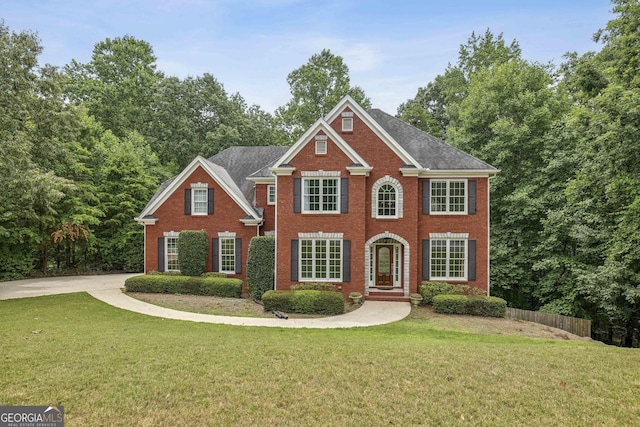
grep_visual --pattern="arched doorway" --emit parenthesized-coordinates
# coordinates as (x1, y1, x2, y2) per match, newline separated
(364, 232, 410, 296)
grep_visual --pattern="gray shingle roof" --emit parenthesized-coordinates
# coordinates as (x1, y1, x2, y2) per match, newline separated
(208, 146, 289, 203)
(139, 146, 288, 219)
(367, 109, 498, 171)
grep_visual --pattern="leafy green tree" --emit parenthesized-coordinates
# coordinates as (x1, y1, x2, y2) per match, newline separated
(276, 49, 371, 141)
(147, 74, 285, 171)
(92, 131, 162, 271)
(64, 35, 163, 137)
(0, 22, 101, 278)
(398, 30, 522, 138)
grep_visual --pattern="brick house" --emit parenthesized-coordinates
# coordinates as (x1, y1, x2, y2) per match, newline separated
(136, 96, 498, 299)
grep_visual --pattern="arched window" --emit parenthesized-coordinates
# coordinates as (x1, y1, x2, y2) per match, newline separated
(378, 184, 396, 217)
(372, 176, 403, 218)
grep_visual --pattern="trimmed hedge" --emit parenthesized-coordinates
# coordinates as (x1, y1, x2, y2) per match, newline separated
(432, 294, 507, 317)
(125, 275, 242, 298)
(420, 281, 454, 304)
(433, 294, 468, 314)
(262, 290, 344, 315)
(246, 236, 275, 299)
(178, 230, 208, 276)
(482, 296, 508, 318)
(201, 272, 227, 278)
(290, 282, 337, 291)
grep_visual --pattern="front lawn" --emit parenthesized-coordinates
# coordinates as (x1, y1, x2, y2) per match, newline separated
(1, 293, 638, 426)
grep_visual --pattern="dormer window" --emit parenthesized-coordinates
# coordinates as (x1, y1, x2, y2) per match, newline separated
(341, 111, 354, 132)
(315, 135, 327, 155)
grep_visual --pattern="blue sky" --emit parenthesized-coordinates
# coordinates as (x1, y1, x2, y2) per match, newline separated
(3, 0, 613, 114)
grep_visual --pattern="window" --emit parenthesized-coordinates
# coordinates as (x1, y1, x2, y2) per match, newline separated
(166, 237, 179, 272)
(431, 180, 466, 214)
(342, 117, 353, 132)
(192, 188, 208, 215)
(220, 237, 235, 273)
(372, 176, 403, 218)
(430, 239, 466, 280)
(341, 111, 354, 132)
(267, 185, 276, 205)
(303, 178, 339, 213)
(378, 184, 396, 217)
(315, 140, 327, 155)
(300, 238, 342, 280)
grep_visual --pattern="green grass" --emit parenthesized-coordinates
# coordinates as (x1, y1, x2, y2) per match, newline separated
(1, 293, 639, 426)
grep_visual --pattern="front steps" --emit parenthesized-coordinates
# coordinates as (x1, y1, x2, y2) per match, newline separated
(366, 289, 409, 302)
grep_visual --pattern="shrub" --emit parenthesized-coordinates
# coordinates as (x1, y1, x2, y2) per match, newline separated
(177, 230, 209, 276)
(432, 294, 468, 314)
(262, 290, 293, 312)
(290, 282, 337, 291)
(124, 275, 241, 297)
(465, 297, 485, 316)
(420, 281, 454, 304)
(201, 272, 227, 278)
(262, 290, 344, 315)
(246, 236, 275, 299)
(481, 296, 507, 318)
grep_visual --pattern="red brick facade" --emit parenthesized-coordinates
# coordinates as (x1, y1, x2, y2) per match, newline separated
(139, 97, 496, 299)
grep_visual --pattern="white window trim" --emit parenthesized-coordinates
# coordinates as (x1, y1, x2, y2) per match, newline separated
(371, 176, 403, 219)
(191, 183, 208, 216)
(302, 176, 340, 214)
(430, 179, 468, 215)
(429, 234, 468, 281)
(218, 231, 236, 274)
(267, 184, 276, 205)
(299, 237, 343, 282)
(164, 231, 180, 272)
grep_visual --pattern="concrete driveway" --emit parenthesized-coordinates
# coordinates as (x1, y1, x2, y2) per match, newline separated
(0, 274, 411, 328)
(0, 274, 137, 300)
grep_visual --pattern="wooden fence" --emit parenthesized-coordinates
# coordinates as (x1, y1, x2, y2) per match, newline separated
(506, 307, 591, 338)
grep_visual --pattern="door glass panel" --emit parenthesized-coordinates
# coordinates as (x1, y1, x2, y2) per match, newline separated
(378, 247, 390, 273)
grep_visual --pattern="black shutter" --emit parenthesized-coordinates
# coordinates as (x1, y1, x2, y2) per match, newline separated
(340, 178, 349, 213)
(342, 240, 351, 282)
(157, 237, 165, 272)
(291, 240, 299, 281)
(208, 188, 214, 215)
(468, 240, 476, 281)
(422, 180, 430, 215)
(184, 189, 191, 215)
(293, 178, 301, 213)
(212, 238, 219, 272)
(468, 180, 477, 215)
(235, 238, 242, 274)
(422, 239, 430, 280)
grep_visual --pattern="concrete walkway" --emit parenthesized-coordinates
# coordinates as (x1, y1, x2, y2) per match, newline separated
(0, 274, 411, 329)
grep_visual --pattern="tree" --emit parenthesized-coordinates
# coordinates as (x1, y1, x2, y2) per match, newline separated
(0, 22, 98, 279)
(147, 74, 285, 171)
(64, 35, 163, 137)
(398, 30, 522, 138)
(276, 49, 371, 141)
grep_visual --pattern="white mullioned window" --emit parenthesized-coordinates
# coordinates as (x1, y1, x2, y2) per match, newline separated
(430, 238, 467, 280)
(430, 180, 467, 214)
(191, 183, 208, 215)
(300, 238, 342, 281)
(378, 184, 397, 217)
(267, 184, 276, 205)
(166, 236, 179, 272)
(303, 178, 339, 213)
(219, 237, 235, 273)
(372, 176, 403, 218)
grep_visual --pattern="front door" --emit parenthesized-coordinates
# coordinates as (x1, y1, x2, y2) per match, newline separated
(376, 245, 394, 288)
